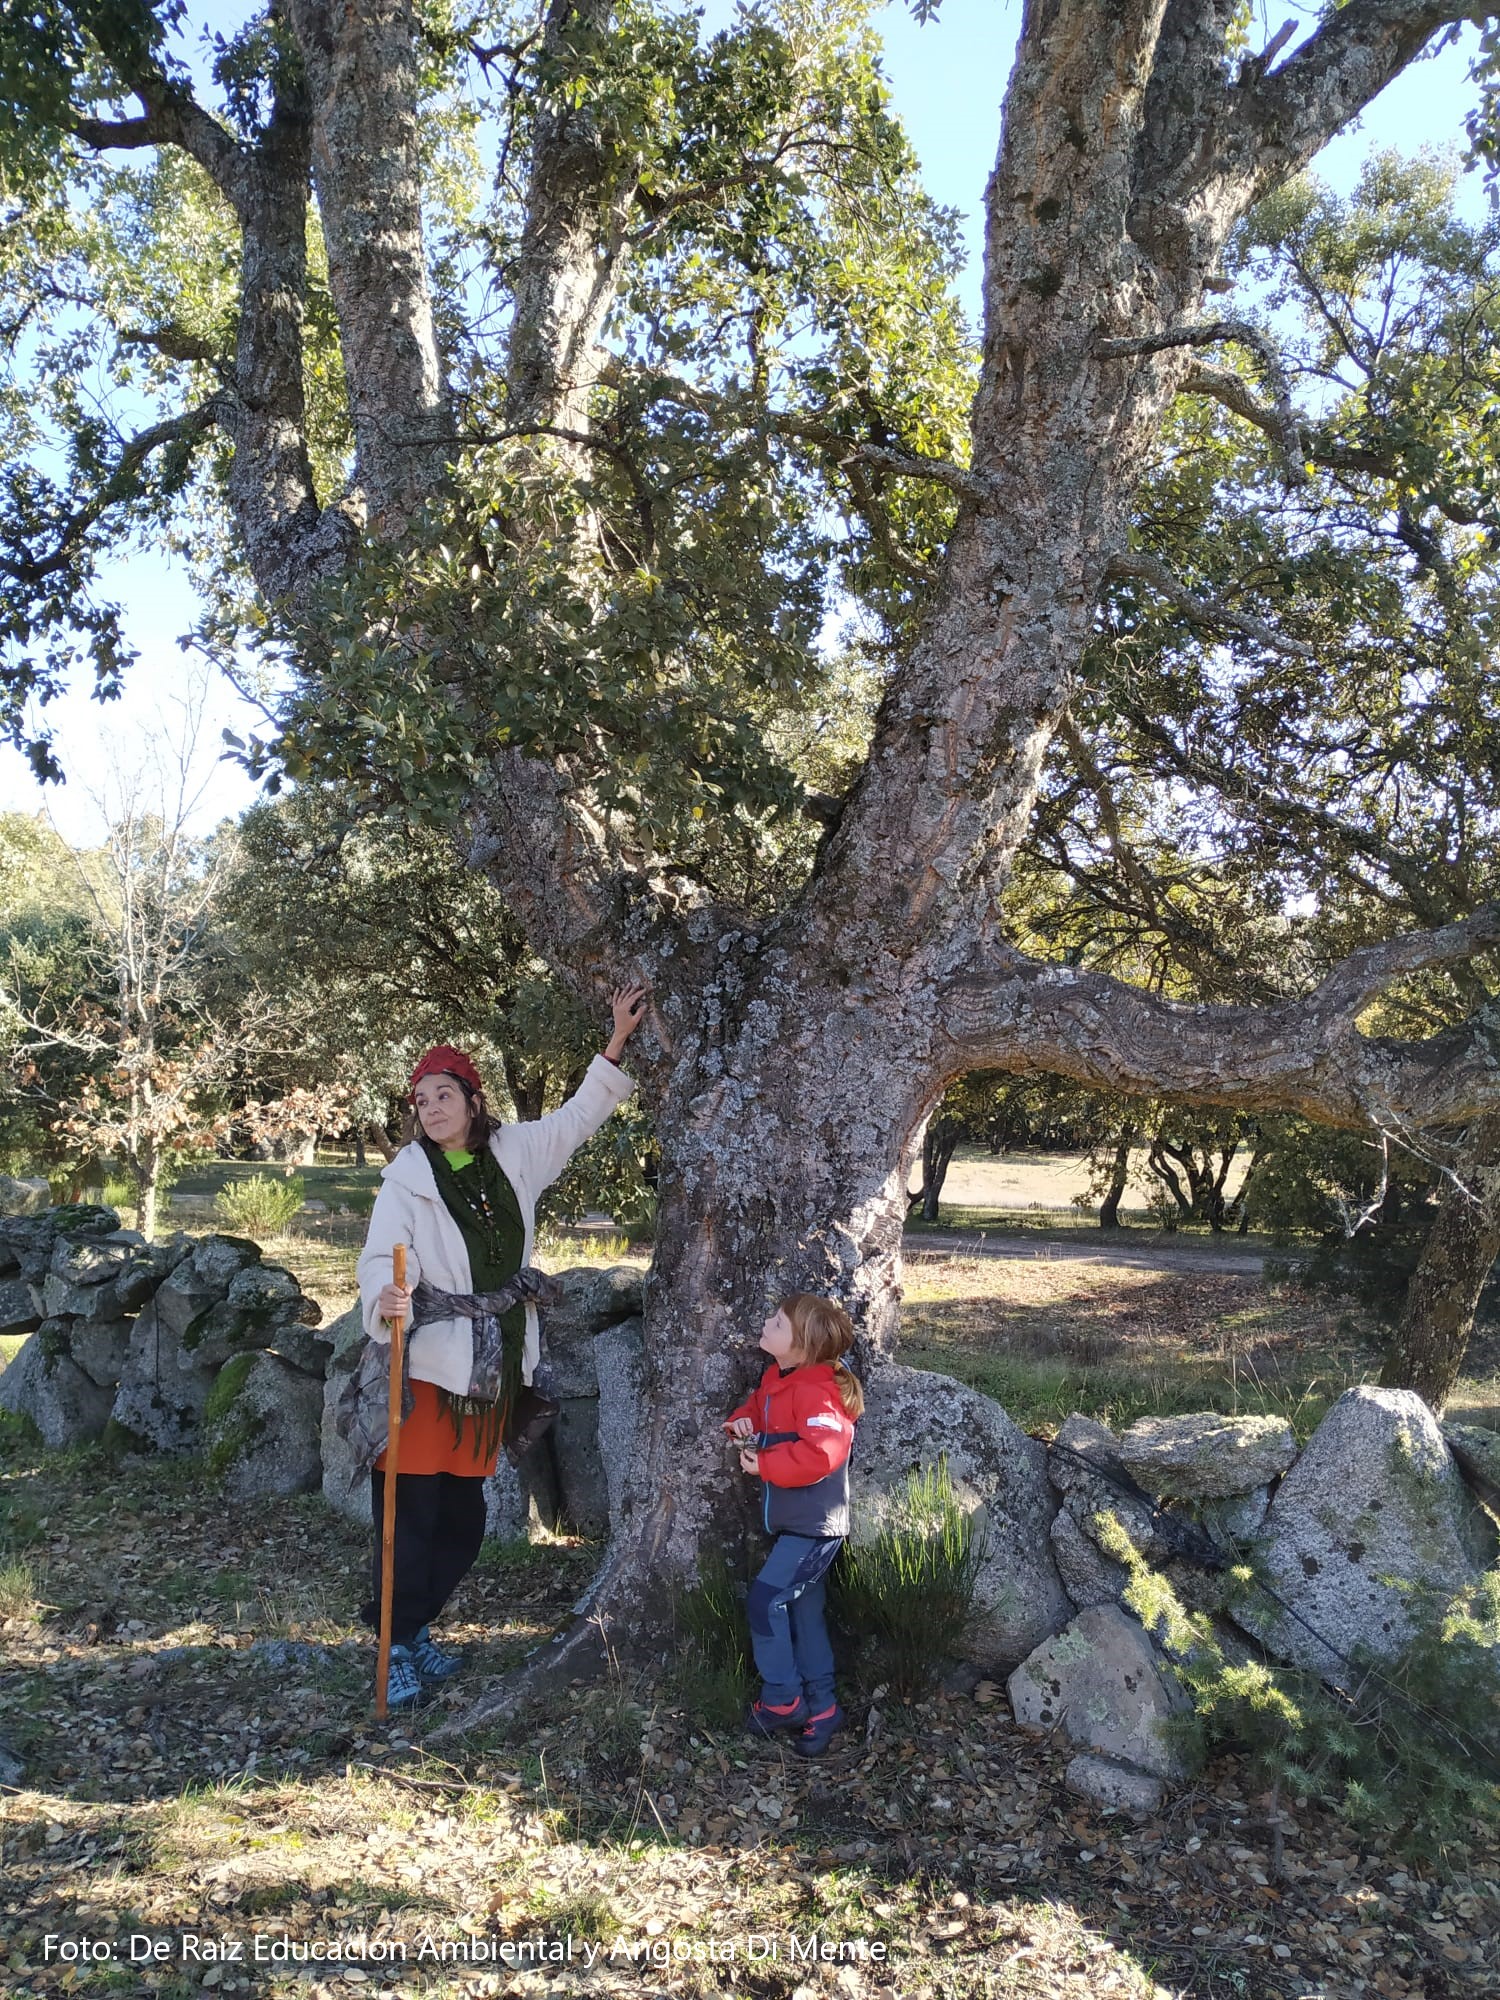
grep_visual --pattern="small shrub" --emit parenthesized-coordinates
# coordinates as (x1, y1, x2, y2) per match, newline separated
(214, 1174, 306, 1235)
(674, 1550, 752, 1725)
(1097, 1513, 1500, 1870)
(101, 1175, 137, 1218)
(830, 1458, 985, 1696)
(529, 1886, 621, 1944)
(0, 1555, 39, 1620)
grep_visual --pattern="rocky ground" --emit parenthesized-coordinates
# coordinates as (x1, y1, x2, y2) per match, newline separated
(2, 1420, 1498, 2000)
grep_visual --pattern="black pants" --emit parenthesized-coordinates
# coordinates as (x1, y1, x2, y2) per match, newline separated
(361, 1470, 488, 1645)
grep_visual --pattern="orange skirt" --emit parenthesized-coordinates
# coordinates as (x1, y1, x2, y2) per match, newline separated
(374, 1379, 499, 1479)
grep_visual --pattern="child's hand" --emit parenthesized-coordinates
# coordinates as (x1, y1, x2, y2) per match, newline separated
(738, 1446, 760, 1474)
(727, 1417, 754, 1439)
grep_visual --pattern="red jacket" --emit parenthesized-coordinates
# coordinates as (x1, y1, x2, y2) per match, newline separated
(725, 1361, 856, 1538)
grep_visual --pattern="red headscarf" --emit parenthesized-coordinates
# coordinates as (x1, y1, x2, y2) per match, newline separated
(408, 1046, 484, 1101)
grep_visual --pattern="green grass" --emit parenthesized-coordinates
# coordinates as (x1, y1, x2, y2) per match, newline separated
(903, 1341, 1348, 1438)
(0, 1551, 39, 1618)
(903, 1204, 1294, 1255)
(169, 1157, 382, 1215)
(899, 1252, 1393, 1438)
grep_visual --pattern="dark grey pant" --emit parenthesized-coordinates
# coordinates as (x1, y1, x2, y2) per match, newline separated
(362, 1470, 487, 1644)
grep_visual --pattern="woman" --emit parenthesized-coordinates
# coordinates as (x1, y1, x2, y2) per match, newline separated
(355, 984, 648, 1707)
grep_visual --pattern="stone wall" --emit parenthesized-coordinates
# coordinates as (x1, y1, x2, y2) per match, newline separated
(1008, 1391, 1498, 1812)
(5, 1200, 1498, 1814)
(0, 1202, 329, 1499)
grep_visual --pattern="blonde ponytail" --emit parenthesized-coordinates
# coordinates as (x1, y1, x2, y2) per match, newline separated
(780, 1291, 864, 1417)
(831, 1358, 865, 1419)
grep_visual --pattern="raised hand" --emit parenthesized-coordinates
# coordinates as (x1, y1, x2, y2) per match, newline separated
(605, 982, 650, 1060)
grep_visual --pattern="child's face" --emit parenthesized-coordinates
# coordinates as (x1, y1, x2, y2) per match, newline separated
(759, 1308, 799, 1365)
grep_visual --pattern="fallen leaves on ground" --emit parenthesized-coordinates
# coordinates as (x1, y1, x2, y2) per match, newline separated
(3, 1427, 1498, 1998)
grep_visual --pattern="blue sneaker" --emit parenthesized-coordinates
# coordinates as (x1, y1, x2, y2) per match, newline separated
(746, 1695, 810, 1740)
(410, 1626, 461, 1682)
(793, 1702, 844, 1758)
(384, 1643, 422, 1710)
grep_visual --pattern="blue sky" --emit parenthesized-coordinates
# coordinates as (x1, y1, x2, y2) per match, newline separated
(0, 2, 1480, 841)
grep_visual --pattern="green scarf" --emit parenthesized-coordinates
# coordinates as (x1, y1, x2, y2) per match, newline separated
(423, 1138, 527, 1463)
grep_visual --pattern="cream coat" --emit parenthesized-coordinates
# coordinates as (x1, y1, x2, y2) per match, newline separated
(356, 1055, 634, 1393)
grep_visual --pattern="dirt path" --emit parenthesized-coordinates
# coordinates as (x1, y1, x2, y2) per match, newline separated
(904, 1229, 1285, 1279)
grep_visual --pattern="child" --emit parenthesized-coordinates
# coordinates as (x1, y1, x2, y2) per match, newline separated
(724, 1291, 865, 1758)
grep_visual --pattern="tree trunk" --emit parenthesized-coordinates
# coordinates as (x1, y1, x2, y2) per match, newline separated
(1147, 1142, 1192, 1225)
(364, 1122, 397, 1165)
(914, 1118, 961, 1222)
(1099, 1129, 1135, 1229)
(1379, 1117, 1500, 1410)
(137, 1147, 161, 1243)
(449, 958, 928, 1721)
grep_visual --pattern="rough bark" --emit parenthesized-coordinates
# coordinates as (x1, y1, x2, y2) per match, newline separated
(504, 0, 640, 441)
(284, 0, 453, 529)
(1380, 1116, 1500, 1410)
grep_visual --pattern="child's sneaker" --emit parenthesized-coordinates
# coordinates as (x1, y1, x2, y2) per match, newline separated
(745, 1695, 809, 1740)
(410, 1626, 461, 1682)
(793, 1702, 844, 1757)
(383, 1644, 422, 1710)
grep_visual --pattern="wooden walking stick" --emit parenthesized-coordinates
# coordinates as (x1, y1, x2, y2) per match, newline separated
(374, 1242, 407, 1720)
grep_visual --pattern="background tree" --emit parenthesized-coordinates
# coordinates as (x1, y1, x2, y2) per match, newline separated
(0, 779, 239, 1235)
(219, 786, 662, 1210)
(1006, 153, 1500, 1397)
(0, 811, 103, 1183)
(5, 0, 1500, 1693)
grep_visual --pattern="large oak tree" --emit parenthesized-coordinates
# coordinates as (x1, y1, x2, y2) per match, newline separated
(6, 0, 1500, 1689)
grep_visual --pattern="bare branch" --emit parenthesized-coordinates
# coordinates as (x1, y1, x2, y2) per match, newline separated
(841, 460, 940, 582)
(1239, 19, 1298, 79)
(1121, 709, 1467, 933)
(1185, 363, 1500, 532)
(1103, 548, 1316, 659)
(780, 419, 991, 503)
(1100, 319, 1303, 478)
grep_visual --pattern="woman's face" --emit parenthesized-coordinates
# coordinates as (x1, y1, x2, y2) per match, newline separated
(759, 1307, 800, 1366)
(413, 1073, 474, 1150)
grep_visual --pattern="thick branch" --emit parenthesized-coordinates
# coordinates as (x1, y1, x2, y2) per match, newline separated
(284, 0, 453, 529)
(942, 911, 1500, 1131)
(1104, 548, 1316, 658)
(74, 83, 250, 218)
(1232, 0, 1492, 204)
(504, 0, 637, 438)
(118, 326, 224, 367)
(1308, 909, 1500, 1014)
